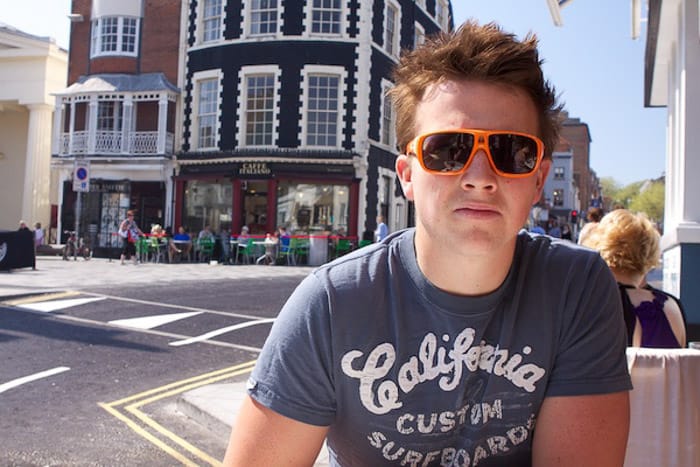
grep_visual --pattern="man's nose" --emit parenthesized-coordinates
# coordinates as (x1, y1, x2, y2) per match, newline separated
(460, 150, 498, 190)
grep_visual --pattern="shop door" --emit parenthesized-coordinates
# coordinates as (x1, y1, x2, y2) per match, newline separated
(241, 181, 268, 235)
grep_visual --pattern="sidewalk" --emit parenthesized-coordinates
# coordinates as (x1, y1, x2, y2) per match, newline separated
(0, 256, 329, 465)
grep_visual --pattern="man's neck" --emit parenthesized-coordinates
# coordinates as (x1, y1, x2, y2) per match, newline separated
(414, 231, 516, 296)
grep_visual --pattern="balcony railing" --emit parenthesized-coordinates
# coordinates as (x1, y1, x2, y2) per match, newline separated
(58, 131, 174, 156)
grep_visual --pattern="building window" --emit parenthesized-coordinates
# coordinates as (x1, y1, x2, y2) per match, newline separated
(553, 189, 564, 207)
(380, 81, 395, 147)
(414, 22, 425, 49)
(249, 0, 278, 36)
(384, 2, 399, 56)
(310, 0, 342, 35)
(90, 16, 140, 57)
(554, 166, 565, 180)
(305, 74, 340, 147)
(97, 102, 122, 131)
(197, 79, 219, 149)
(202, 0, 223, 42)
(244, 74, 275, 146)
(276, 182, 350, 234)
(435, 0, 448, 30)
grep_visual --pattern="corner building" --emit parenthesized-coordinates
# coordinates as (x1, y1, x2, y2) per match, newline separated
(176, 0, 453, 237)
(51, 0, 182, 256)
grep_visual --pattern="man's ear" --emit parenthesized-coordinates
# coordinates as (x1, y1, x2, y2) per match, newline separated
(396, 154, 415, 201)
(533, 158, 551, 204)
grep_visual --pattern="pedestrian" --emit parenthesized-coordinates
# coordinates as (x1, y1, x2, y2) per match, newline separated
(374, 214, 388, 241)
(224, 21, 631, 466)
(118, 210, 143, 265)
(34, 222, 44, 248)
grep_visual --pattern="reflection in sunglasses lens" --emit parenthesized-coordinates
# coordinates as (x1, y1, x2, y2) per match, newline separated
(422, 133, 474, 172)
(489, 134, 538, 174)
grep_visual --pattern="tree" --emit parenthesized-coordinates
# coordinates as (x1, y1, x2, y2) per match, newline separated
(629, 181, 664, 224)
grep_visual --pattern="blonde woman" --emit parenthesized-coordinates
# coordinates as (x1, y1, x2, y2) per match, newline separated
(581, 209, 686, 348)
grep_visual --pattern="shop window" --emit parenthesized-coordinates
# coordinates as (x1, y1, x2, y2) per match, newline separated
(276, 182, 349, 234)
(182, 181, 233, 234)
(90, 16, 140, 58)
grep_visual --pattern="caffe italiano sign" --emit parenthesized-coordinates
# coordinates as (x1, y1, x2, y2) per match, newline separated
(236, 162, 272, 178)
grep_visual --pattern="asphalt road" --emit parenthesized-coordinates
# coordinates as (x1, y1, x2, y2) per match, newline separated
(0, 274, 306, 466)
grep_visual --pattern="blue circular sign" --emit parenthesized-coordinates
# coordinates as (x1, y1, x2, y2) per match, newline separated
(76, 167, 88, 180)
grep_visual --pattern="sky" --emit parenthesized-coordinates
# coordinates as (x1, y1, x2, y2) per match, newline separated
(0, 0, 666, 185)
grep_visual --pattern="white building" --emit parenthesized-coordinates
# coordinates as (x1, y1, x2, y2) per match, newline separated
(0, 24, 68, 235)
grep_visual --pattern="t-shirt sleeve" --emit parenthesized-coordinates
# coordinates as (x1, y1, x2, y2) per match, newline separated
(545, 255, 632, 397)
(247, 272, 336, 426)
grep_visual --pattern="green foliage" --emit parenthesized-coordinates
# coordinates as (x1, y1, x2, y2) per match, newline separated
(600, 177, 664, 223)
(629, 181, 665, 223)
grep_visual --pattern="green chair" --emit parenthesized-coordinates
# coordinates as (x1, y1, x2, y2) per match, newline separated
(292, 237, 310, 265)
(333, 238, 352, 259)
(235, 239, 253, 264)
(197, 238, 215, 262)
(135, 237, 149, 262)
(358, 239, 373, 248)
(278, 236, 296, 265)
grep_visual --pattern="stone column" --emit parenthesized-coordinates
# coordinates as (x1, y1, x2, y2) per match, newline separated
(21, 103, 54, 227)
(157, 94, 168, 154)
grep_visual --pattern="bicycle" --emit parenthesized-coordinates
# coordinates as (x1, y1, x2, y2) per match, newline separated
(62, 231, 91, 261)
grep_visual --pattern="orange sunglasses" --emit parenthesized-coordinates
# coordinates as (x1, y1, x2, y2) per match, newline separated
(406, 129, 545, 178)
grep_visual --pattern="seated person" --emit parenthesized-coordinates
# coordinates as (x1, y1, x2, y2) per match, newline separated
(169, 226, 192, 262)
(256, 232, 279, 265)
(580, 209, 686, 348)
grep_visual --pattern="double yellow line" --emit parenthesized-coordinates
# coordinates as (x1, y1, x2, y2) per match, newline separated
(99, 360, 256, 466)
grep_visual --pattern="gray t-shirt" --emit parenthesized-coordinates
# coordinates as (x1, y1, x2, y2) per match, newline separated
(248, 229, 631, 466)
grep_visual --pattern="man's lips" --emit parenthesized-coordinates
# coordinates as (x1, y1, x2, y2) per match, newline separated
(454, 204, 501, 217)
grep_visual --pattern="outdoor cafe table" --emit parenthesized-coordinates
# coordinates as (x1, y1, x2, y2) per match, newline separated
(624, 347, 700, 467)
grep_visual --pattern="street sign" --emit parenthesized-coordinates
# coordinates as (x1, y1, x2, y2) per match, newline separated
(73, 160, 90, 192)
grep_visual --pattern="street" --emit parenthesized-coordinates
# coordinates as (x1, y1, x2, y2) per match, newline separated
(0, 258, 310, 466)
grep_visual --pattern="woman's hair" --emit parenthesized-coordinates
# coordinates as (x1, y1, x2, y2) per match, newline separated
(582, 209, 660, 275)
(389, 20, 562, 159)
(586, 207, 603, 223)
(126, 210, 135, 216)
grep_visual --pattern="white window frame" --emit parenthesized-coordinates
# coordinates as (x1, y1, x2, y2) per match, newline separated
(192, 69, 223, 151)
(304, 0, 346, 37)
(415, 0, 426, 10)
(237, 65, 281, 148)
(90, 16, 140, 58)
(383, 0, 401, 58)
(243, 0, 283, 38)
(199, 0, 225, 43)
(435, 0, 449, 30)
(379, 79, 396, 149)
(414, 22, 425, 49)
(299, 65, 347, 149)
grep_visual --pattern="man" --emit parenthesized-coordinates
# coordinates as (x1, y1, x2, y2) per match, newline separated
(225, 21, 631, 466)
(375, 215, 389, 242)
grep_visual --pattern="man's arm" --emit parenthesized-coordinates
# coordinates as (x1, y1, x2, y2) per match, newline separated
(532, 392, 629, 467)
(223, 395, 329, 466)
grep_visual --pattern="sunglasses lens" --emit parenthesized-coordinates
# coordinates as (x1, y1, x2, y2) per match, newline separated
(488, 134, 540, 174)
(421, 133, 474, 172)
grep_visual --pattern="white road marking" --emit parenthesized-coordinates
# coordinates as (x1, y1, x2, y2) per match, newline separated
(0, 367, 71, 394)
(18, 297, 106, 312)
(109, 312, 203, 330)
(169, 318, 276, 347)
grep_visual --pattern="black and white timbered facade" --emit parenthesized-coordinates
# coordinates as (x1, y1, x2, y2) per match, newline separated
(176, 0, 453, 238)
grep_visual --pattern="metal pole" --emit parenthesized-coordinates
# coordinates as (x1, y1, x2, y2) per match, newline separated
(74, 191, 81, 260)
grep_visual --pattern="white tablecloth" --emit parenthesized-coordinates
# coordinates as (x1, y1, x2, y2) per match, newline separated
(625, 348, 700, 467)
